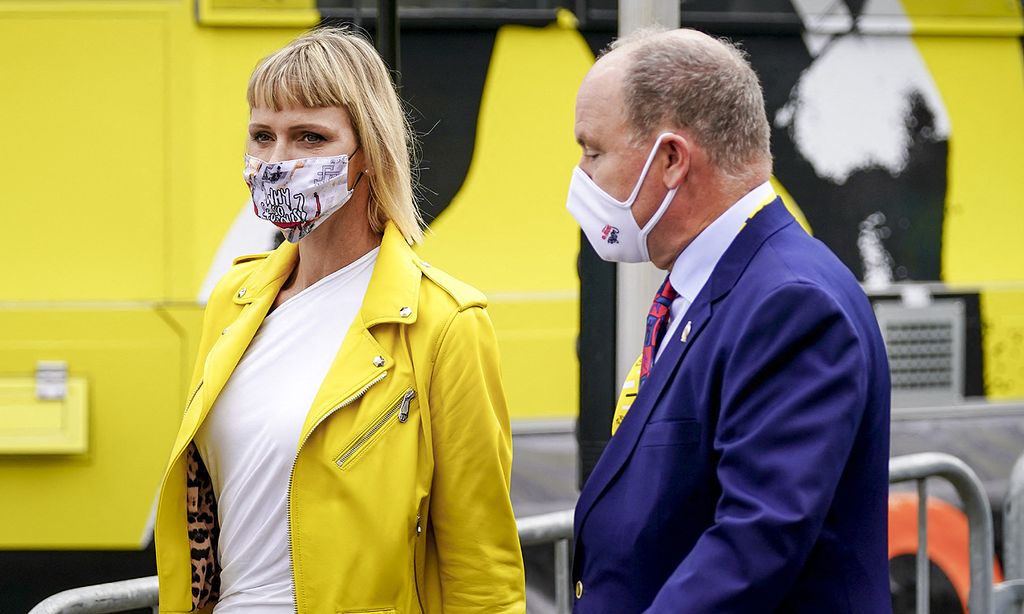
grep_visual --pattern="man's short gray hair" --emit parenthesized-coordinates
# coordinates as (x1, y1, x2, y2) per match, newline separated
(609, 28, 772, 178)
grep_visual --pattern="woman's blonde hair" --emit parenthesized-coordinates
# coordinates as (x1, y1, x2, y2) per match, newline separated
(247, 27, 424, 244)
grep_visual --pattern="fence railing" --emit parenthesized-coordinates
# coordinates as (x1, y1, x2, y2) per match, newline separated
(517, 508, 575, 614)
(28, 509, 576, 614)
(28, 452, 1024, 614)
(27, 576, 159, 614)
(996, 452, 1024, 614)
(889, 452, 995, 614)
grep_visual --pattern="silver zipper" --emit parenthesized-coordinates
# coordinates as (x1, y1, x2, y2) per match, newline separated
(336, 388, 416, 468)
(398, 389, 416, 423)
(287, 370, 389, 612)
(183, 381, 203, 416)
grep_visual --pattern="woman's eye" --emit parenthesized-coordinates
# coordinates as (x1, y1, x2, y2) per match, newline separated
(301, 133, 326, 144)
(251, 132, 272, 143)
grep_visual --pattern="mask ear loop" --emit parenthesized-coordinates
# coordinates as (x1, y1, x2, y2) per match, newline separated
(619, 132, 677, 206)
(350, 170, 367, 191)
(347, 145, 366, 192)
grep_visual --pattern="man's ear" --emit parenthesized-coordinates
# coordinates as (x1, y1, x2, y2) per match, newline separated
(661, 134, 691, 189)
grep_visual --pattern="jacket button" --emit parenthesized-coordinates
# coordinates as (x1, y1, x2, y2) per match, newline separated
(575, 580, 583, 599)
(372, 356, 385, 367)
(237, 287, 247, 298)
(399, 306, 412, 317)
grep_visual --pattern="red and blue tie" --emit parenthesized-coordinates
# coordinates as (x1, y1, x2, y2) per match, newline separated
(639, 276, 678, 389)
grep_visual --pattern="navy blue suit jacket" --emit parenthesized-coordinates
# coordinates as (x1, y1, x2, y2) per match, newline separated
(573, 200, 892, 613)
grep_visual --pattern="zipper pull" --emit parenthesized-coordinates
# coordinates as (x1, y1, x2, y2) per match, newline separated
(416, 514, 422, 536)
(398, 389, 416, 423)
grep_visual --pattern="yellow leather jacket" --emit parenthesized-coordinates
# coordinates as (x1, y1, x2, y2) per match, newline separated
(154, 222, 525, 613)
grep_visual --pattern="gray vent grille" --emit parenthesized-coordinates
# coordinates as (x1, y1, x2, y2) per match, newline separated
(875, 300, 964, 407)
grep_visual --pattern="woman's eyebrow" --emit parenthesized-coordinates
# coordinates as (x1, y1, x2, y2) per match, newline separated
(288, 123, 334, 133)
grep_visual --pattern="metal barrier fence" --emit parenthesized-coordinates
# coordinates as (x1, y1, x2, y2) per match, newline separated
(889, 452, 995, 614)
(517, 509, 575, 614)
(28, 509, 576, 614)
(998, 452, 1024, 614)
(888, 450, 1024, 614)
(27, 452, 1024, 614)
(27, 576, 158, 614)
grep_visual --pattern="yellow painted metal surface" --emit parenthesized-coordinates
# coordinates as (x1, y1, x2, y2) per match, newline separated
(416, 18, 593, 417)
(0, 0, 308, 303)
(901, 0, 1024, 397)
(913, 34, 1024, 285)
(1, 13, 168, 302)
(196, 0, 318, 27)
(0, 0, 302, 548)
(0, 306, 203, 548)
(980, 290, 1024, 400)
(0, 378, 88, 455)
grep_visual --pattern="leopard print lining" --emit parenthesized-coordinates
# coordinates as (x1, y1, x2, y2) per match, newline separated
(186, 442, 221, 609)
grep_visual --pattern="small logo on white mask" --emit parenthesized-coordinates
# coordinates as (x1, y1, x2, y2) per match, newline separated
(566, 133, 678, 263)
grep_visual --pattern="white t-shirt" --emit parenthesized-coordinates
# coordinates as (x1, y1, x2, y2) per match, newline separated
(194, 247, 378, 613)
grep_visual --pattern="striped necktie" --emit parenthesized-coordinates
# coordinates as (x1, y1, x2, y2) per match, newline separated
(639, 275, 678, 389)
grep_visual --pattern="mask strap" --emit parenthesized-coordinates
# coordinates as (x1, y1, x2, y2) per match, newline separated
(351, 170, 367, 191)
(348, 145, 366, 192)
(620, 132, 677, 206)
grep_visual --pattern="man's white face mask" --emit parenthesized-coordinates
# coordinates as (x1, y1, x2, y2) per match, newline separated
(566, 132, 677, 263)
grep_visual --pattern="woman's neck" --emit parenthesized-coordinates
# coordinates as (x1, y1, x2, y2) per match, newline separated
(284, 203, 382, 296)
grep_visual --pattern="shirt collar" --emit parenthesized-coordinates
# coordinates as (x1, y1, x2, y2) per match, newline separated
(668, 180, 776, 305)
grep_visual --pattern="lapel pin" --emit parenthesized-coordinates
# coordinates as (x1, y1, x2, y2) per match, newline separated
(681, 320, 692, 343)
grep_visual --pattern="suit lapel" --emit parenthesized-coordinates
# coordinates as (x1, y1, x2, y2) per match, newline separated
(574, 297, 712, 534)
(574, 198, 796, 536)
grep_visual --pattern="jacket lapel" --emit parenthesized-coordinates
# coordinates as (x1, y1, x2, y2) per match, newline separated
(301, 223, 423, 439)
(169, 243, 298, 456)
(202, 246, 297, 411)
(575, 198, 795, 535)
(574, 297, 712, 534)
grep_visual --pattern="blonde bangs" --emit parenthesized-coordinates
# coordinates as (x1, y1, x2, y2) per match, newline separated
(247, 46, 348, 112)
(246, 27, 424, 244)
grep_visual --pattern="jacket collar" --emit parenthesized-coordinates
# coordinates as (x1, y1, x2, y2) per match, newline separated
(574, 198, 794, 538)
(708, 197, 792, 302)
(232, 222, 422, 328)
(171, 222, 424, 459)
(359, 222, 422, 327)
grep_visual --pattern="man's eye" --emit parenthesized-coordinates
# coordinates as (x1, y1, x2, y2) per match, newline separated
(301, 133, 326, 144)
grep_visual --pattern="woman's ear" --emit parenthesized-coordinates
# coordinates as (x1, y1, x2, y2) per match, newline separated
(661, 134, 691, 189)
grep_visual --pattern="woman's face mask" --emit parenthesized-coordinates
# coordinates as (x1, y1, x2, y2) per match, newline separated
(244, 150, 365, 244)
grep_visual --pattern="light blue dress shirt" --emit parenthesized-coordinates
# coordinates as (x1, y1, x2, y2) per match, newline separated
(656, 180, 776, 361)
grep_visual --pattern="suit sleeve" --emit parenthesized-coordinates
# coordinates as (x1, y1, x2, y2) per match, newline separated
(644, 282, 870, 613)
(427, 306, 526, 613)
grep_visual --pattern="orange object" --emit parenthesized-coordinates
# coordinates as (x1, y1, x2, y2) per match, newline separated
(888, 492, 1004, 612)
